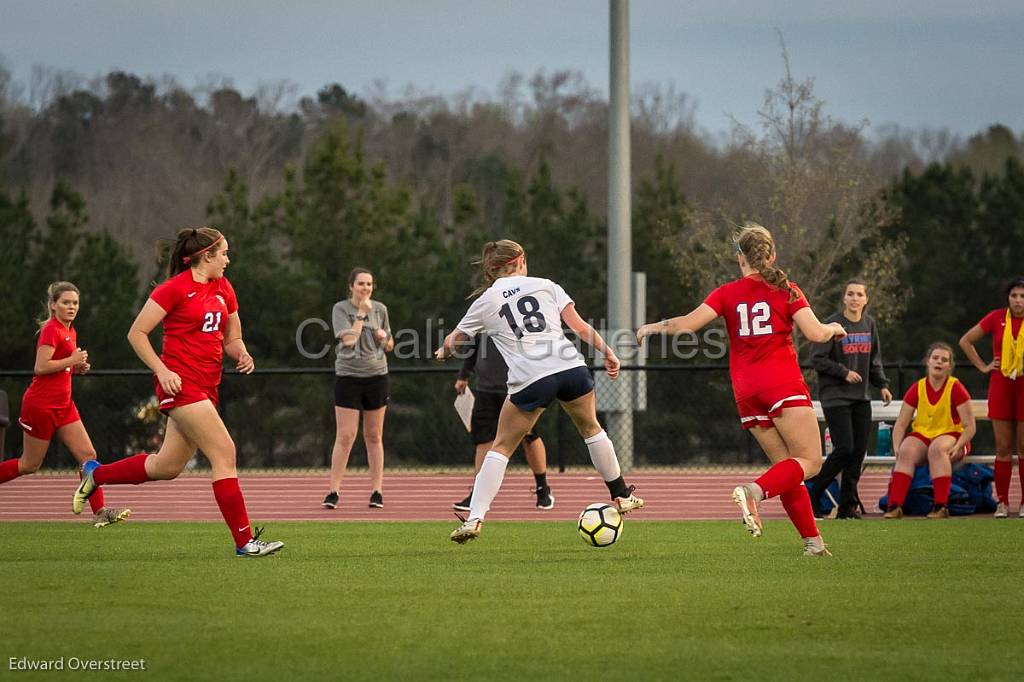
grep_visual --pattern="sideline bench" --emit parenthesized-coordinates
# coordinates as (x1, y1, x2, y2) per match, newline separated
(811, 399, 1004, 465)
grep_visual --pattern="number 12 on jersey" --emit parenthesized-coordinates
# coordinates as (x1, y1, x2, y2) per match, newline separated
(736, 301, 772, 337)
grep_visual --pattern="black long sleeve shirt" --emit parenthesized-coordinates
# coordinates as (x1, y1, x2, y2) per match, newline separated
(811, 312, 889, 407)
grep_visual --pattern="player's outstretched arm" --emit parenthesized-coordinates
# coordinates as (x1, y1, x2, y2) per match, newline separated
(636, 304, 718, 344)
(435, 329, 471, 361)
(561, 304, 620, 379)
(793, 308, 847, 344)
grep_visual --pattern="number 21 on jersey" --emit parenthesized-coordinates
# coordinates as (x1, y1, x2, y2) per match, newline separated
(736, 302, 772, 337)
(202, 311, 223, 333)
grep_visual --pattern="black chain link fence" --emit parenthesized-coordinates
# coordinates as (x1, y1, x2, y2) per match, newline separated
(0, 363, 995, 472)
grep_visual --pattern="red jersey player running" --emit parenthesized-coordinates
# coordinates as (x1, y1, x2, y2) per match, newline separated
(637, 223, 846, 557)
(72, 227, 283, 557)
(1, 282, 131, 528)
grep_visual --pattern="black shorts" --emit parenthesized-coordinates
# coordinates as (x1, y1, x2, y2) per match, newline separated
(334, 375, 389, 411)
(471, 391, 539, 445)
(509, 366, 594, 412)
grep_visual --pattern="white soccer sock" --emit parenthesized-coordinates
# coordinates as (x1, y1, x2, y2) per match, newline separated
(585, 430, 621, 482)
(468, 451, 510, 521)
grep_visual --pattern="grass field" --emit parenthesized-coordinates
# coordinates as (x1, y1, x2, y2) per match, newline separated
(2, 519, 1021, 681)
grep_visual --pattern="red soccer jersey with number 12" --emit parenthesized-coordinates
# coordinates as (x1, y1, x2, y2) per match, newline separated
(150, 270, 238, 388)
(703, 275, 809, 399)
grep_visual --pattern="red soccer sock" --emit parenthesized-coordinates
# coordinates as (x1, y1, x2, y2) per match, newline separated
(932, 476, 951, 507)
(93, 454, 152, 486)
(994, 459, 1012, 504)
(212, 477, 252, 549)
(780, 484, 819, 539)
(888, 471, 913, 508)
(0, 458, 22, 484)
(754, 458, 805, 499)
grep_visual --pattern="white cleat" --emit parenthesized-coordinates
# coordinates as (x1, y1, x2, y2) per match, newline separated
(732, 485, 763, 538)
(994, 502, 1009, 518)
(802, 536, 833, 557)
(614, 485, 645, 514)
(450, 518, 482, 544)
(236, 527, 284, 557)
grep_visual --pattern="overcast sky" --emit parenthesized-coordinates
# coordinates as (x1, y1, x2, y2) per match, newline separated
(2, 0, 1022, 137)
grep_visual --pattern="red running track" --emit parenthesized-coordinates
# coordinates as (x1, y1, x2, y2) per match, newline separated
(0, 472, 898, 522)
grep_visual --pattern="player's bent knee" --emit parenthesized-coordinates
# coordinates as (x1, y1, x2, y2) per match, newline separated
(20, 459, 42, 474)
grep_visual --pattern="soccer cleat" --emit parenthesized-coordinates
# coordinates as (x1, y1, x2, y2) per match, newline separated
(994, 502, 1009, 518)
(369, 490, 384, 508)
(731, 484, 762, 537)
(802, 537, 833, 557)
(322, 491, 339, 509)
(72, 460, 101, 515)
(1019, 506, 1024, 518)
(613, 485, 645, 514)
(236, 527, 284, 558)
(452, 492, 472, 512)
(93, 507, 132, 528)
(535, 485, 555, 510)
(449, 514, 481, 544)
(883, 505, 904, 519)
(926, 504, 949, 519)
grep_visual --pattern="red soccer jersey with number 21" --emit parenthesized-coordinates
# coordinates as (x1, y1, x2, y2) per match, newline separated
(150, 270, 238, 388)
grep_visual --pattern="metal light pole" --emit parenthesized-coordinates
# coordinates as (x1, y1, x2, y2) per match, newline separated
(606, 0, 633, 467)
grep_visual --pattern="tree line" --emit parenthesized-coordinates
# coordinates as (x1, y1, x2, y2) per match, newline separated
(1, 59, 1022, 465)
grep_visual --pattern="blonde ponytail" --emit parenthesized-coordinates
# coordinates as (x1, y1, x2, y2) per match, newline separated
(734, 222, 796, 302)
(469, 239, 525, 297)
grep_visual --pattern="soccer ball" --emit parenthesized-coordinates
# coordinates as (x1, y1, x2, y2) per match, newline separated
(577, 503, 622, 547)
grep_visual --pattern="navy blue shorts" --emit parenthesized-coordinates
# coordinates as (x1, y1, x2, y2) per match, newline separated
(509, 366, 594, 412)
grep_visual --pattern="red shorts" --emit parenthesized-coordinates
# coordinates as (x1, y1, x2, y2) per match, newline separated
(154, 376, 219, 414)
(987, 371, 1024, 421)
(907, 431, 971, 456)
(18, 398, 81, 441)
(735, 381, 813, 430)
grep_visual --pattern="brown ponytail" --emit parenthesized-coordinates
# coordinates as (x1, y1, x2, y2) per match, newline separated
(37, 281, 80, 329)
(159, 227, 224, 278)
(734, 222, 796, 302)
(469, 239, 525, 297)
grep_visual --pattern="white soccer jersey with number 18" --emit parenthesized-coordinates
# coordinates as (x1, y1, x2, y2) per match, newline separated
(455, 275, 586, 394)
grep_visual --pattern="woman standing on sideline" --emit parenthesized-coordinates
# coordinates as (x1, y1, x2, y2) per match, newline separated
(1, 282, 131, 528)
(808, 280, 893, 519)
(322, 268, 393, 510)
(437, 240, 644, 543)
(637, 223, 846, 557)
(959, 277, 1024, 517)
(73, 227, 283, 557)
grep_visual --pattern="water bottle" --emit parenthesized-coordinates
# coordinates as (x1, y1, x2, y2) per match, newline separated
(876, 422, 893, 457)
(823, 428, 834, 457)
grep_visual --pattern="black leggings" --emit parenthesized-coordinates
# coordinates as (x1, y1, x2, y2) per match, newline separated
(808, 401, 872, 510)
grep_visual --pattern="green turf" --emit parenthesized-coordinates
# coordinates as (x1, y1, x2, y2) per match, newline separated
(1, 519, 1020, 681)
